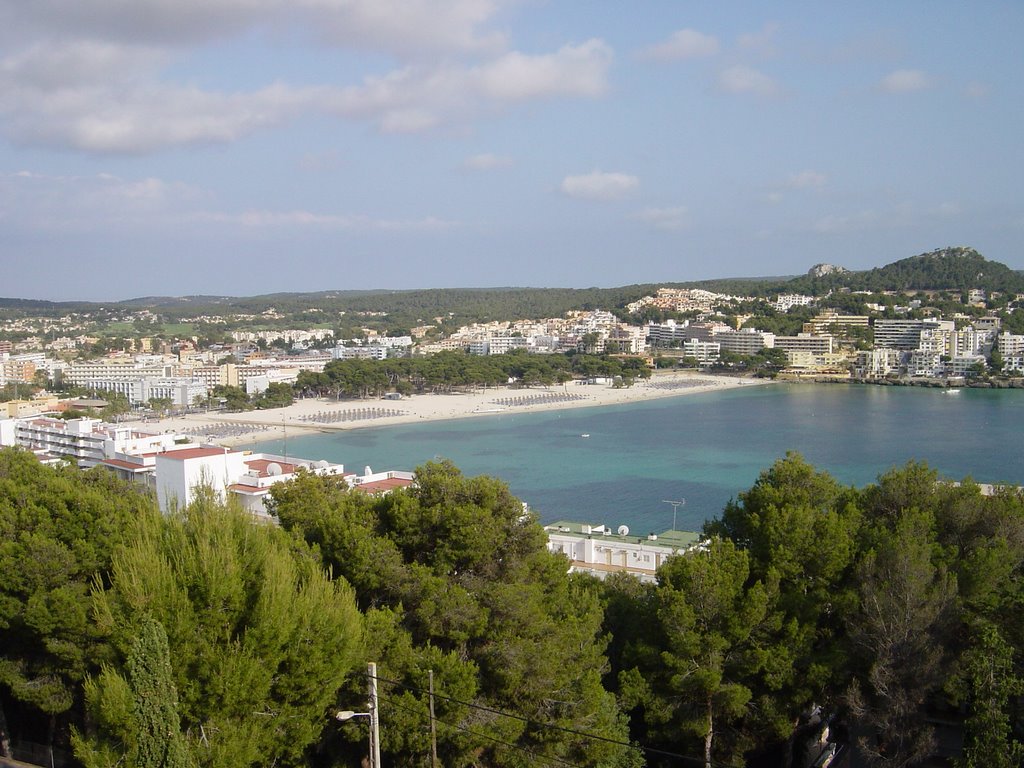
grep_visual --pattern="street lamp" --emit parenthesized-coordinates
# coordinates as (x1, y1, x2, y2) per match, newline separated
(334, 662, 382, 768)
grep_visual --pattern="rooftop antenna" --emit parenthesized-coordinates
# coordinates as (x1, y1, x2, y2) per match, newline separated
(662, 499, 686, 532)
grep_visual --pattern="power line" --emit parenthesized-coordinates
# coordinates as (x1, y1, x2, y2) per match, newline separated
(380, 691, 588, 768)
(369, 671, 730, 767)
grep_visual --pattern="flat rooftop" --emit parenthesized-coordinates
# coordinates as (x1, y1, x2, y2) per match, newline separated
(545, 520, 701, 548)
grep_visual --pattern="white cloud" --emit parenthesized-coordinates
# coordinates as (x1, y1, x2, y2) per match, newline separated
(324, 40, 611, 133)
(0, 0, 505, 55)
(0, 75, 324, 153)
(634, 206, 688, 230)
(472, 39, 612, 101)
(716, 65, 780, 97)
(787, 170, 827, 189)
(0, 35, 612, 152)
(560, 171, 639, 201)
(642, 29, 719, 60)
(463, 153, 512, 170)
(0, 2, 611, 153)
(0, 170, 202, 229)
(879, 69, 931, 93)
(0, 170, 455, 234)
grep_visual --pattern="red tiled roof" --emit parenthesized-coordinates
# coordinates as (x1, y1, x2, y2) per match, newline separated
(355, 477, 414, 493)
(227, 484, 269, 495)
(101, 458, 150, 471)
(244, 458, 299, 477)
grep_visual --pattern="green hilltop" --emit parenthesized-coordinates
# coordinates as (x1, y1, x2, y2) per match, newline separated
(2, 247, 1021, 325)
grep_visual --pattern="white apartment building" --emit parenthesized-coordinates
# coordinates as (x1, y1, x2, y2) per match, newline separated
(873, 319, 954, 350)
(605, 326, 647, 355)
(62, 359, 177, 388)
(244, 369, 300, 395)
(804, 312, 871, 334)
(85, 376, 207, 407)
(947, 355, 987, 377)
(646, 320, 693, 347)
(230, 329, 334, 345)
(1, 416, 184, 468)
(853, 349, 902, 378)
(772, 294, 815, 312)
(908, 351, 944, 378)
(998, 332, 1024, 373)
(544, 521, 701, 583)
(371, 336, 414, 349)
(249, 353, 332, 372)
(681, 339, 721, 365)
(713, 329, 775, 355)
(468, 336, 530, 356)
(187, 363, 264, 391)
(154, 447, 413, 520)
(774, 334, 835, 356)
(331, 345, 388, 360)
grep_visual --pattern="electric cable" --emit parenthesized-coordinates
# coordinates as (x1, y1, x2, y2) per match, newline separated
(379, 691, 589, 768)
(369, 670, 734, 767)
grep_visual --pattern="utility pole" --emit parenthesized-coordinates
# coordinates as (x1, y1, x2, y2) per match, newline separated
(428, 669, 438, 768)
(367, 662, 382, 768)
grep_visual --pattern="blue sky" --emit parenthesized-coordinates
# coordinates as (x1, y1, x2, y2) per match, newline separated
(1, 1, 1021, 301)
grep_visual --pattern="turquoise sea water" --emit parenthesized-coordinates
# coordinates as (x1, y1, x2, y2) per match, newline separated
(252, 384, 1024, 534)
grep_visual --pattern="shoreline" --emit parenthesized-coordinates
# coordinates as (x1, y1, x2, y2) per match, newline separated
(122, 372, 770, 449)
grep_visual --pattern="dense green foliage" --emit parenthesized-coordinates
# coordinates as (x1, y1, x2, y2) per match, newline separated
(87, 496, 364, 768)
(75, 615, 193, 768)
(602, 454, 1024, 766)
(779, 247, 1024, 297)
(2, 445, 1024, 767)
(0, 449, 150, 734)
(296, 350, 650, 400)
(268, 461, 634, 767)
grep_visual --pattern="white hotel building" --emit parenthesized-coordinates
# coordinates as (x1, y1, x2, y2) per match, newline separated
(544, 521, 701, 583)
(154, 447, 414, 520)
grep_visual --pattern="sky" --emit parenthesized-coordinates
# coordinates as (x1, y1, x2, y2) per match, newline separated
(1, 1, 1022, 301)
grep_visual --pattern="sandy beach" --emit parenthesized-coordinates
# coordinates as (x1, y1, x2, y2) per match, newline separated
(123, 372, 768, 448)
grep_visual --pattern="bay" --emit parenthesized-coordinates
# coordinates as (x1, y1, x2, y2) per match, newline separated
(252, 383, 1024, 534)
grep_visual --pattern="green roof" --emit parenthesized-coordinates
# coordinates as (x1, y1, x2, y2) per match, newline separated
(544, 520, 701, 549)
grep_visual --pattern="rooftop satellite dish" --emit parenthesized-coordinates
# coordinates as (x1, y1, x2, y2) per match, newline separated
(266, 462, 283, 476)
(364, 465, 373, 476)
(617, 524, 629, 536)
(316, 459, 330, 469)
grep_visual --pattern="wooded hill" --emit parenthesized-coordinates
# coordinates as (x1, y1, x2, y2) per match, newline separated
(2, 247, 1021, 328)
(776, 246, 1024, 297)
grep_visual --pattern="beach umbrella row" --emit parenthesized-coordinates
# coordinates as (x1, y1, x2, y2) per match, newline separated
(490, 392, 589, 407)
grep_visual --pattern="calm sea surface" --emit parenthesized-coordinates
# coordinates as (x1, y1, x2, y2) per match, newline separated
(252, 384, 1024, 534)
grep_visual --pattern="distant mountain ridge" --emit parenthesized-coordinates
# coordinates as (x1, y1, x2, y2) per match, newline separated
(2, 247, 1021, 317)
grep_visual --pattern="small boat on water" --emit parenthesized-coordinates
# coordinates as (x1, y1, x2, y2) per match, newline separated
(943, 388, 962, 394)
(580, 433, 590, 438)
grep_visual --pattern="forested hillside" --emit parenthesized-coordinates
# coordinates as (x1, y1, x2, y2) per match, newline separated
(778, 246, 1024, 297)
(5, 247, 1020, 330)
